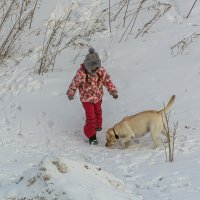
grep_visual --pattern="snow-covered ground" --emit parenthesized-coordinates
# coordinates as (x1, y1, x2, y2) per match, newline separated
(1, 0, 200, 199)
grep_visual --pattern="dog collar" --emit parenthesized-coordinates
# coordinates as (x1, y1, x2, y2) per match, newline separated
(113, 128, 119, 139)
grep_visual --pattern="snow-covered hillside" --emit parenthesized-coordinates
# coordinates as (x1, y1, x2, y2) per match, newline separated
(1, 0, 200, 199)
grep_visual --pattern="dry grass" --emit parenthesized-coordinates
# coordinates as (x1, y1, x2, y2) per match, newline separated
(161, 109, 178, 162)
(36, 4, 107, 75)
(0, 0, 39, 64)
(171, 32, 200, 57)
(107, 0, 171, 42)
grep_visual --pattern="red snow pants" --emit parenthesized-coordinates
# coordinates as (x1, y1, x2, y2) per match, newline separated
(82, 100, 102, 138)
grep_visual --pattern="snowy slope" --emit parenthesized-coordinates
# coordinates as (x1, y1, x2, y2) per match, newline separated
(1, 0, 200, 199)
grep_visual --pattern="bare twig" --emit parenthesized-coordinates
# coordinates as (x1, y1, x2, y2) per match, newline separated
(123, 0, 130, 27)
(171, 32, 200, 57)
(19, 0, 24, 28)
(161, 139, 168, 162)
(0, 0, 15, 31)
(171, 121, 178, 161)
(119, 0, 146, 42)
(29, 0, 39, 29)
(135, 4, 171, 38)
(0, 0, 40, 63)
(113, 1, 126, 21)
(161, 106, 178, 162)
(37, 3, 105, 75)
(109, 0, 111, 33)
(186, 0, 198, 18)
(129, 0, 146, 34)
(108, 0, 171, 42)
(0, 49, 31, 80)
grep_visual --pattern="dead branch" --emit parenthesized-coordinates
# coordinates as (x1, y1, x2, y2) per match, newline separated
(19, 0, 24, 28)
(0, 0, 40, 63)
(123, 0, 130, 27)
(113, 0, 128, 21)
(37, 3, 106, 75)
(129, 0, 146, 34)
(109, 0, 111, 32)
(161, 139, 168, 162)
(186, 0, 198, 18)
(135, 4, 171, 38)
(119, 0, 146, 42)
(161, 106, 178, 162)
(108, 0, 172, 42)
(171, 121, 178, 161)
(171, 32, 200, 57)
(29, 0, 39, 29)
(0, 0, 16, 32)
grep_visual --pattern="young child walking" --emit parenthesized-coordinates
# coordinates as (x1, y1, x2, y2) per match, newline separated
(67, 48, 118, 145)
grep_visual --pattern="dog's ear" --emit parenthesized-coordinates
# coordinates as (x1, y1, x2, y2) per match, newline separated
(112, 128, 119, 139)
(114, 132, 119, 139)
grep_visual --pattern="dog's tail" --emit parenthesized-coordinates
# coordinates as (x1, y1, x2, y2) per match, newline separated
(160, 95, 176, 113)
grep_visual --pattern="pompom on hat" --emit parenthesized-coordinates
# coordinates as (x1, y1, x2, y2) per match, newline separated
(84, 48, 101, 74)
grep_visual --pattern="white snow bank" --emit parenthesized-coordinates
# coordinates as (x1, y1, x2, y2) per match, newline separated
(0, 157, 139, 200)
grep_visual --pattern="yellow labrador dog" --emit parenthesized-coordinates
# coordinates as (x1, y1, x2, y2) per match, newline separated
(106, 95, 175, 149)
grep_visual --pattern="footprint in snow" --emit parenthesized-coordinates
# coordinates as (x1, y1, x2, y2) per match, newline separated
(47, 120, 54, 128)
(41, 112, 47, 118)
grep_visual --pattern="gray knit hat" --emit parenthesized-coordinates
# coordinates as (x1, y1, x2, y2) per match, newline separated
(84, 48, 101, 74)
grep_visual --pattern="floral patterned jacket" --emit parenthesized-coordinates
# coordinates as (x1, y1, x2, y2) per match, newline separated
(67, 64, 117, 103)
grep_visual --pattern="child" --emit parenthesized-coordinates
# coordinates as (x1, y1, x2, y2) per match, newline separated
(67, 48, 118, 145)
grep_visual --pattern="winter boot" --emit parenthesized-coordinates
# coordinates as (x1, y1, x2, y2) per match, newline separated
(89, 135, 98, 145)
